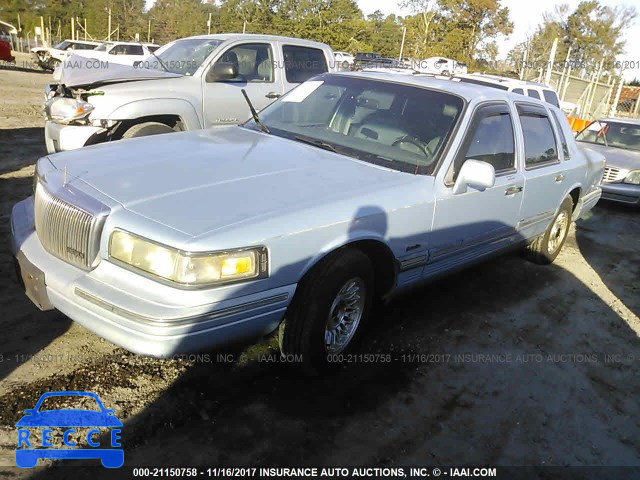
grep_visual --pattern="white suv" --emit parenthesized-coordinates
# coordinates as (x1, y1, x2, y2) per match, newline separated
(76, 41, 160, 66)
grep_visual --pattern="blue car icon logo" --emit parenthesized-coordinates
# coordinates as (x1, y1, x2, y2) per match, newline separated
(15, 391, 123, 468)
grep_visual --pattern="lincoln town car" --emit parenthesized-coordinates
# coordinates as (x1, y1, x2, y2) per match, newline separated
(11, 72, 604, 373)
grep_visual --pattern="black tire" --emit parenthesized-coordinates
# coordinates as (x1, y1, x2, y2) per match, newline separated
(122, 122, 175, 139)
(341, 60, 350, 70)
(524, 197, 573, 265)
(441, 70, 450, 77)
(279, 248, 374, 374)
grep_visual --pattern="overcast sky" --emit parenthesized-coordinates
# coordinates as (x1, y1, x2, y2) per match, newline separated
(356, 0, 640, 79)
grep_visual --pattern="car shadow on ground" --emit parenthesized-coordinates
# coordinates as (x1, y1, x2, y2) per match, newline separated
(573, 202, 639, 319)
(0, 128, 47, 176)
(16, 207, 640, 477)
(0, 174, 72, 384)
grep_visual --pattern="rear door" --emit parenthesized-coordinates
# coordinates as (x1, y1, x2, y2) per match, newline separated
(201, 41, 280, 127)
(428, 102, 524, 271)
(516, 103, 567, 239)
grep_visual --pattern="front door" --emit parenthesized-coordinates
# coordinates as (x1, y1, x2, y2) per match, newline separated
(202, 42, 282, 128)
(427, 102, 524, 276)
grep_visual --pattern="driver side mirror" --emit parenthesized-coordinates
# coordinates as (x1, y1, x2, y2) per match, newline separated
(452, 159, 495, 195)
(206, 62, 238, 82)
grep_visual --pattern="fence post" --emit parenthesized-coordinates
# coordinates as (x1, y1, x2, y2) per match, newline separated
(610, 76, 625, 118)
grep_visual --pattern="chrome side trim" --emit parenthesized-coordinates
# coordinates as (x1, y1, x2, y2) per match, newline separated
(517, 210, 555, 231)
(74, 288, 289, 327)
(399, 255, 428, 271)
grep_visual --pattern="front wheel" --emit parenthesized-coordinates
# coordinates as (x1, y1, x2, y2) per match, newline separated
(279, 248, 374, 374)
(122, 121, 176, 139)
(524, 197, 573, 265)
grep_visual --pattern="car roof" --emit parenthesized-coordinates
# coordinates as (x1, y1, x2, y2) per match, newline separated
(100, 41, 159, 47)
(331, 71, 556, 107)
(598, 117, 640, 126)
(61, 39, 101, 45)
(182, 33, 330, 49)
(457, 73, 552, 89)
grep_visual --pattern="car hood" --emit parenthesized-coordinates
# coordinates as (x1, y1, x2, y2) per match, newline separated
(48, 127, 412, 238)
(53, 54, 182, 87)
(578, 142, 640, 170)
(16, 410, 123, 427)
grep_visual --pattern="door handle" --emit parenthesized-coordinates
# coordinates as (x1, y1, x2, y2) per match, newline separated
(265, 92, 281, 99)
(555, 173, 565, 182)
(505, 186, 523, 196)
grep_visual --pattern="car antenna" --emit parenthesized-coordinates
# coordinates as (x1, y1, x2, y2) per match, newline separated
(241, 88, 270, 134)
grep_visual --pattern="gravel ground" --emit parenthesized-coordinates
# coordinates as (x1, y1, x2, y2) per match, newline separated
(0, 65, 638, 479)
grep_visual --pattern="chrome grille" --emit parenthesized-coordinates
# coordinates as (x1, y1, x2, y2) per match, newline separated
(34, 184, 95, 269)
(602, 166, 623, 183)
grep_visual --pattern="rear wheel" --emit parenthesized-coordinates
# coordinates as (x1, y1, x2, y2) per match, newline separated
(524, 197, 573, 265)
(279, 248, 374, 374)
(122, 121, 175, 139)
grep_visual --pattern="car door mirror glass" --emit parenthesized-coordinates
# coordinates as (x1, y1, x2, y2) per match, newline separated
(453, 159, 496, 194)
(207, 62, 239, 82)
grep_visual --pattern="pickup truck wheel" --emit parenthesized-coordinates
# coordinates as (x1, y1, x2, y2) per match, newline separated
(122, 122, 175, 139)
(279, 248, 374, 374)
(524, 197, 573, 265)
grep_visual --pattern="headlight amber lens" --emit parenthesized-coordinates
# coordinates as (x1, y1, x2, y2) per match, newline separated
(109, 231, 263, 286)
(48, 97, 94, 123)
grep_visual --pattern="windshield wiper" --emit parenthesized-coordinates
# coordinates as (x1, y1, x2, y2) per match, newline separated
(241, 89, 270, 134)
(293, 134, 339, 153)
(142, 42, 169, 72)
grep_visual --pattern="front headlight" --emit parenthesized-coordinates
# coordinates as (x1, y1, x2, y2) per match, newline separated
(47, 97, 94, 123)
(109, 230, 267, 287)
(624, 170, 640, 185)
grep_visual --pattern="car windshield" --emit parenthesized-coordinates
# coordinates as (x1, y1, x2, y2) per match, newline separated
(576, 121, 640, 152)
(38, 395, 101, 412)
(94, 42, 113, 52)
(144, 38, 223, 75)
(54, 40, 72, 50)
(245, 74, 465, 175)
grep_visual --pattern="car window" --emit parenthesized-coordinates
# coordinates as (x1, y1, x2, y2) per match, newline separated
(518, 106, 559, 167)
(543, 90, 560, 107)
(109, 44, 128, 55)
(527, 89, 541, 100)
(576, 121, 640, 151)
(148, 45, 159, 52)
(450, 104, 516, 182)
(550, 110, 570, 160)
(38, 395, 101, 412)
(75, 43, 98, 50)
(127, 45, 144, 56)
(512, 88, 524, 95)
(214, 43, 274, 82)
(282, 45, 328, 83)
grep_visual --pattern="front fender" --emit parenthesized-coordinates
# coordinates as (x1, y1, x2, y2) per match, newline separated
(92, 98, 203, 130)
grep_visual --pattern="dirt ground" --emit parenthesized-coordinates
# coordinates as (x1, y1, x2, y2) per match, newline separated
(0, 64, 639, 479)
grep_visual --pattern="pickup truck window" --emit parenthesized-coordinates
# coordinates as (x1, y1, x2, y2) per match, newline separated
(512, 88, 524, 95)
(282, 45, 328, 83)
(216, 43, 274, 82)
(518, 107, 559, 168)
(449, 104, 515, 183)
(527, 89, 541, 100)
(543, 90, 560, 107)
(251, 75, 464, 175)
(550, 110, 571, 160)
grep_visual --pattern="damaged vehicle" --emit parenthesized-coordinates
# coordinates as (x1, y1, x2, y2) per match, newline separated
(31, 39, 102, 71)
(43, 33, 335, 153)
(12, 72, 604, 373)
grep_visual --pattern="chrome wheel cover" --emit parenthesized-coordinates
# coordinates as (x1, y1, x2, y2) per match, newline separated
(325, 277, 366, 354)
(548, 211, 569, 254)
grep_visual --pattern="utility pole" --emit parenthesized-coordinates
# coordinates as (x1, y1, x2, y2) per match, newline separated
(519, 48, 528, 80)
(558, 45, 572, 96)
(71, 16, 75, 41)
(17, 14, 22, 52)
(398, 26, 407, 61)
(108, 8, 111, 41)
(544, 37, 558, 86)
(84, 18, 87, 41)
(208, 13, 212, 35)
(243, 21, 246, 34)
(40, 16, 46, 47)
(148, 19, 151, 43)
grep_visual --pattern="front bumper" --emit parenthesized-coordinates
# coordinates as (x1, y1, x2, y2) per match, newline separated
(11, 197, 295, 357)
(601, 182, 640, 205)
(44, 121, 103, 154)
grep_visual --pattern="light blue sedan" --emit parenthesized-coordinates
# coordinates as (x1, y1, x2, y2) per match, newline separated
(11, 72, 604, 373)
